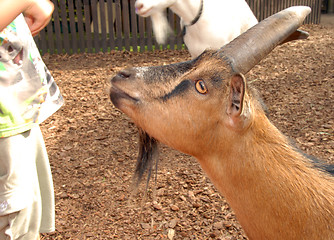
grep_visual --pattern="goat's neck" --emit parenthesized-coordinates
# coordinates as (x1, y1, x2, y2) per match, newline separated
(198, 115, 334, 239)
(170, 0, 202, 25)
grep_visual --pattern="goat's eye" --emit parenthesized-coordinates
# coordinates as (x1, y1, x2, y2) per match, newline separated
(195, 80, 208, 94)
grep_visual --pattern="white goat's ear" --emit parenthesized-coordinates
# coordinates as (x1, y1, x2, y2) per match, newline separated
(226, 74, 248, 128)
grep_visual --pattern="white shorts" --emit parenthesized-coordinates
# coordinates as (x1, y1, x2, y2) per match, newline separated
(0, 126, 55, 239)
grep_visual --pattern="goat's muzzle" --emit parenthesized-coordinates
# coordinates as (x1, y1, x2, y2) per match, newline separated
(110, 69, 140, 109)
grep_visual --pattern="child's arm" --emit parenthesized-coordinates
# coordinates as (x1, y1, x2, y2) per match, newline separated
(0, 0, 54, 36)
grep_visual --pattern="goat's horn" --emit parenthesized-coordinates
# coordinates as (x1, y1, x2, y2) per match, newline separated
(216, 6, 311, 74)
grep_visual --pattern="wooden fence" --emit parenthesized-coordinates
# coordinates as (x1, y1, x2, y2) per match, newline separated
(34, 0, 322, 55)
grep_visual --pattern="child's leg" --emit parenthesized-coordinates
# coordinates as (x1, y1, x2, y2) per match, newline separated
(0, 126, 54, 239)
(0, 196, 41, 240)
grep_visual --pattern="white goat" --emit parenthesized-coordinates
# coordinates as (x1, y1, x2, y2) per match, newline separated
(135, 0, 258, 58)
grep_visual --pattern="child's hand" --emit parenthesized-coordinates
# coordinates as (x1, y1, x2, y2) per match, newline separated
(24, 0, 54, 36)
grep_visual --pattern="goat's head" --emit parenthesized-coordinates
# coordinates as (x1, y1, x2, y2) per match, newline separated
(110, 6, 311, 167)
(111, 52, 250, 157)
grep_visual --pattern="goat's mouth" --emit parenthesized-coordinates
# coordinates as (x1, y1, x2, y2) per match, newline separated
(109, 85, 139, 109)
(136, 7, 153, 17)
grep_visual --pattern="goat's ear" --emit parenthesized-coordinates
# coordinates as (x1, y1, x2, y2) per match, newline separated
(228, 74, 245, 116)
(226, 74, 248, 128)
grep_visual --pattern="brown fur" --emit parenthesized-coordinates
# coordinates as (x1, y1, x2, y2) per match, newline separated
(110, 51, 334, 239)
(109, 7, 332, 237)
(201, 86, 334, 239)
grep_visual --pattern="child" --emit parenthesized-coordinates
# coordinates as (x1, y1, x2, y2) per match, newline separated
(0, 0, 63, 239)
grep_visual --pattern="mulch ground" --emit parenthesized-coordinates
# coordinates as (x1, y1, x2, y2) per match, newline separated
(40, 22, 333, 240)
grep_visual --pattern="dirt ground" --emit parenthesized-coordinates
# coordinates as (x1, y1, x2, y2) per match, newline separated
(40, 19, 333, 240)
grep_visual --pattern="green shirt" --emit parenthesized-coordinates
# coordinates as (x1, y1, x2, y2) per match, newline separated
(0, 15, 63, 138)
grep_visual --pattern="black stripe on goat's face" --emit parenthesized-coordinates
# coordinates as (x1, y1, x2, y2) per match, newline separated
(110, 50, 234, 158)
(161, 79, 192, 101)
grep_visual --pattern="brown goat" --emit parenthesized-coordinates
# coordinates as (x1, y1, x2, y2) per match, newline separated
(110, 7, 334, 240)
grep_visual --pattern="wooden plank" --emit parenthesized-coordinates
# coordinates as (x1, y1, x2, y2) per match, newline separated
(84, 0, 93, 53)
(161, 9, 169, 50)
(99, 0, 108, 52)
(168, 10, 175, 50)
(76, 0, 86, 53)
(256, 0, 260, 20)
(130, 0, 138, 51)
(264, 0, 268, 18)
(269, 0, 272, 17)
(52, 0, 63, 54)
(274, 0, 279, 14)
(313, 0, 319, 23)
(271, 0, 276, 14)
(316, 0, 322, 23)
(68, 0, 78, 53)
(39, 28, 47, 54)
(174, 14, 183, 50)
(138, 13, 145, 52)
(147, 17, 153, 51)
(266, 0, 270, 18)
(175, 15, 183, 50)
(249, 0, 258, 19)
(91, 0, 100, 53)
(115, 0, 123, 50)
(253, 0, 257, 14)
(311, 0, 316, 23)
(256, 0, 262, 21)
(122, 0, 131, 50)
(309, 0, 315, 24)
(265, 0, 269, 18)
(302, 0, 309, 23)
(33, 32, 40, 54)
(33, 36, 41, 53)
(276, 0, 280, 12)
(60, 0, 70, 53)
(250, 0, 255, 19)
(255, 0, 260, 20)
(46, 19, 55, 54)
(107, 0, 116, 50)
(305, 0, 309, 23)
(311, 0, 315, 23)
(285, 0, 290, 9)
(281, 0, 286, 10)
(275, 0, 280, 13)
(249, 0, 256, 18)
(270, 0, 275, 16)
(312, 0, 321, 23)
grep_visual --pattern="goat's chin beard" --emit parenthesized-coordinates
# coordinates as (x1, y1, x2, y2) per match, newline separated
(131, 128, 159, 191)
